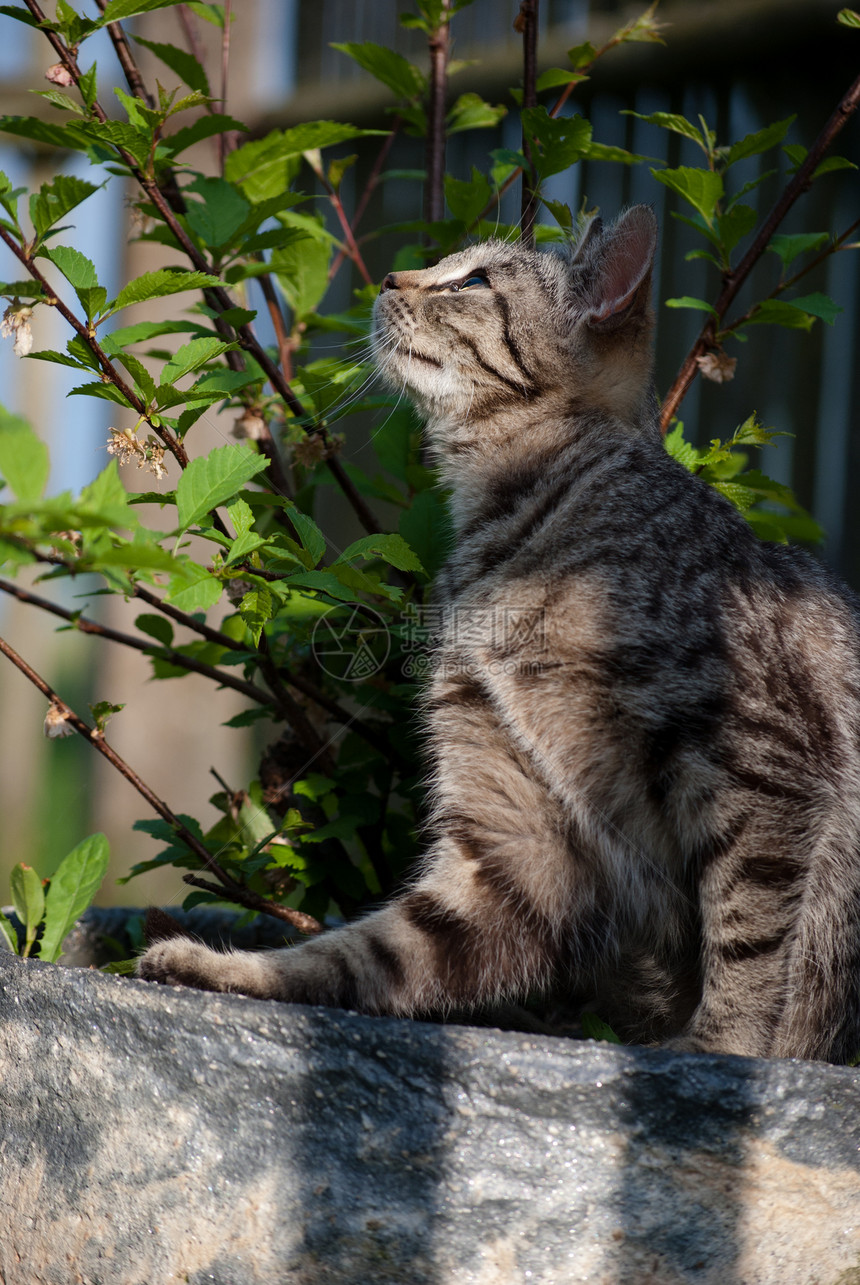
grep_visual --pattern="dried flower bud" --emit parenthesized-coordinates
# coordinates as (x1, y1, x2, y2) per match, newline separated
(44, 702, 74, 739)
(232, 409, 268, 441)
(1, 303, 33, 357)
(45, 62, 74, 87)
(226, 578, 253, 605)
(696, 351, 737, 384)
(292, 431, 344, 468)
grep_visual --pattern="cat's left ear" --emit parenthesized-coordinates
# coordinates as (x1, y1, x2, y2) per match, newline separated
(583, 205, 657, 334)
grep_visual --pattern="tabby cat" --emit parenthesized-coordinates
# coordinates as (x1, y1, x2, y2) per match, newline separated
(139, 206, 860, 1063)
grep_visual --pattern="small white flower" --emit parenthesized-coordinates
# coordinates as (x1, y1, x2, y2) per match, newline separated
(1, 304, 33, 357)
(44, 702, 75, 739)
(696, 350, 737, 384)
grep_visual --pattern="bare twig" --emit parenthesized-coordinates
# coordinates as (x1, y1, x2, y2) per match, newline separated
(181, 874, 321, 933)
(23, 0, 381, 534)
(425, 1, 451, 228)
(660, 70, 860, 432)
(328, 122, 401, 282)
(0, 629, 323, 934)
(717, 217, 860, 339)
(0, 226, 189, 467)
(0, 577, 276, 707)
(218, 0, 234, 170)
(517, 0, 540, 244)
(94, 0, 156, 107)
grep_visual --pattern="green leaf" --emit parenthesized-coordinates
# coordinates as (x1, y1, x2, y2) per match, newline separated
(717, 203, 757, 254)
(664, 296, 719, 316)
(165, 564, 224, 612)
(285, 505, 327, 566)
(623, 110, 705, 150)
(271, 234, 331, 318)
(176, 442, 269, 533)
(184, 176, 250, 248)
(446, 93, 506, 135)
(163, 113, 248, 159)
(225, 123, 383, 203)
(746, 300, 815, 331)
(335, 533, 424, 574)
(89, 700, 125, 734)
(0, 407, 49, 501)
(536, 68, 588, 92)
(135, 613, 174, 646)
(724, 117, 795, 167)
(30, 175, 100, 244)
(521, 107, 592, 178)
(0, 115, 88, 153)
(398, 489, 452, 578)
(838, 8, 860, 25)
(42, 245, 106, 320)
(132, 35, 210, 95)
(159, 337, 234, 386)
(789, 292, 843, 325)
(663, 422, 699, 472)
(109, 268, 221, 314)
(812, 156, 857, 179)
(239, 584, 273, 645)
(331, 42, 425, 98)
(650, 165, 724, 226)
(444, 168, 492, 224)
(0, 910, 18, 955)
(767, 231, 830, 268)
(98, 0, 186, 22)
(10, 863, 44, 959)
(581, 1012, 621, 1043)
(39, 833, 110, 964)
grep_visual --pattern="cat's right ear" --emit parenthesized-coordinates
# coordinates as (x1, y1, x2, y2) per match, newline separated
(582, 205, 657, 334)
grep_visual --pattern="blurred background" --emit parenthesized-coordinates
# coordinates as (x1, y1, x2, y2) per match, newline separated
(0, 0, 857, 905)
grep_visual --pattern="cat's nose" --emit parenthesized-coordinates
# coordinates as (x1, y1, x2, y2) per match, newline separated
(380, 273, 399, 293)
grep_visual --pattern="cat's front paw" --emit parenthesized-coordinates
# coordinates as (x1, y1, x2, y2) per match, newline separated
(137, 939, 227, 993)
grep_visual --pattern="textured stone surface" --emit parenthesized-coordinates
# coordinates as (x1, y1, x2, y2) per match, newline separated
(1, 949, 859, 1285)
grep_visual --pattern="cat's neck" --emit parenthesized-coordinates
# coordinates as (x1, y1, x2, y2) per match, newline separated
(429, 392, 660, 535)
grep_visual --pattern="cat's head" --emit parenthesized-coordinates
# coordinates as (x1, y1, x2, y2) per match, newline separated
(372, 205, 658, 443)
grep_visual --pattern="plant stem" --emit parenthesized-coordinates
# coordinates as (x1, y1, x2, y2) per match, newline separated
(425, 1, 451, 228)
(0, 577, 277, 706)
(0, 628, 323, 935)
(517, 0, 540, 244)
(328, 122, 400, 283)
(660, 70, 860, 432)
(22, 0, 380, 535)
(181, 874, 321, 933)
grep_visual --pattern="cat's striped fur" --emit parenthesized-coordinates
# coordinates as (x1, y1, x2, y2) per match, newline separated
(139, 207, 860, 1061)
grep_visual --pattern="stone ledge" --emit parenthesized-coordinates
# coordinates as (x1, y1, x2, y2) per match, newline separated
(0, 949, 858, 1285)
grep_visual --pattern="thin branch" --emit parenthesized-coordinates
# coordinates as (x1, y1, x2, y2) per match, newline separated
(94, 0, 156, 108)
(22, 0, 380, 534)
(181, 874, 321, 933)
(425, 1, 451, 228)
(0, 577, 276, 708)
(660, 70, 860, 432)
(0, 629, 323, 935)
(719, 217, 860, 338)
(328, 122, 401, 283)
(0, 226, 189, 467)
(218, 0, 234, 171)
(517, 0, 540, 244)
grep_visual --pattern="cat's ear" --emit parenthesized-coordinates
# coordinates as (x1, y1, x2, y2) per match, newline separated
(583, 205, 657, 334)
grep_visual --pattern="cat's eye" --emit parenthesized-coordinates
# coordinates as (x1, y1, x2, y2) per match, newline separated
(450, 274, 489, 292)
